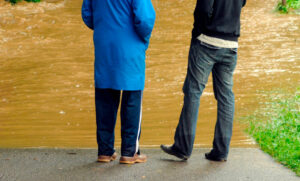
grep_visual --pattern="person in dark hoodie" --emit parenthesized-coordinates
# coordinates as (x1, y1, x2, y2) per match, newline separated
(161, 0, 247, 161)
(82, 0, 155, 164)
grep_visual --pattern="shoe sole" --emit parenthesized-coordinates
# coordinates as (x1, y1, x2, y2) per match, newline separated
(97, 157, 117, 163)
(205, 158, 227, 162)
(119, 159, 147, 164)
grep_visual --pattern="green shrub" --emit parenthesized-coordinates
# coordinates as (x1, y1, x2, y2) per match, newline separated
(277, 0, 300, 13)
(245, 90, 300, 176)
(7, 0, 40, 5)
(25, 0, 41, 2)
(7, 0, 21, 4)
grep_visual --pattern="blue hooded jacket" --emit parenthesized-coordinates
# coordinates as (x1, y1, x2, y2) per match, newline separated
(82, 0, 156, 90)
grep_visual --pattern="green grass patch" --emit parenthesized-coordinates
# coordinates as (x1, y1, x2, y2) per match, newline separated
(6, 0, 41, 5)
(277, 0, 300, 13)
(245, 89, 300, 176)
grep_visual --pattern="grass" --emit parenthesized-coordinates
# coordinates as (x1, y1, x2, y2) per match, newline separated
(6, 0, 40, 5)
(244, 89, 300, 176)
(277, 0, 300, 13)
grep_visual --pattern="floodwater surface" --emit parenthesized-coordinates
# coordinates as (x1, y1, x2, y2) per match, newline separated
(0, 0, 299, 148)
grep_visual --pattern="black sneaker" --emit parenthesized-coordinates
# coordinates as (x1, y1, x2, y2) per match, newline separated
(160, 145, 189, 160)
(205, 151, 227, 162)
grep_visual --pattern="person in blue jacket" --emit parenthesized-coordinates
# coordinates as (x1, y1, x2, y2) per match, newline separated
(82, 0, 155, 164)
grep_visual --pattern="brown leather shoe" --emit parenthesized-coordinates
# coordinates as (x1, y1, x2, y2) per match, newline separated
(119, 154, 147, 164)
(97, 152, 117, 163)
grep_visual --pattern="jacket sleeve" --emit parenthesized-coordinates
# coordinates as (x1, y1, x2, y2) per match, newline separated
(132, 0, 156, 48)
(242, 0, 247, 7)
(81, 0, 94, 30)
(193, 0, 214, 35)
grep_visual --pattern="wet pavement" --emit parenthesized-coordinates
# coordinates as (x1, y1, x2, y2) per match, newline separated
(0, 148, 298, 181)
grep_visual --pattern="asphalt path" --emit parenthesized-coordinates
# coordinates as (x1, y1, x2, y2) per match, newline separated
(0, 148, 298, 181)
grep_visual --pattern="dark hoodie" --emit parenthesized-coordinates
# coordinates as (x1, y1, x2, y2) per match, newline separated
(192, 0, 247, 41)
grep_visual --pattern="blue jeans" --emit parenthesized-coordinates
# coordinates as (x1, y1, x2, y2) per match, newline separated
(173, 39, 237, 159)
(95, 88, 143, 157)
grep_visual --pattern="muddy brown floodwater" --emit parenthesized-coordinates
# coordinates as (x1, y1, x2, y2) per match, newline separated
(0, 0, 299, 148)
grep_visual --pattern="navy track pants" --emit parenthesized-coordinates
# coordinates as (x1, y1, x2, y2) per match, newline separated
(95, 88, 142, 157)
